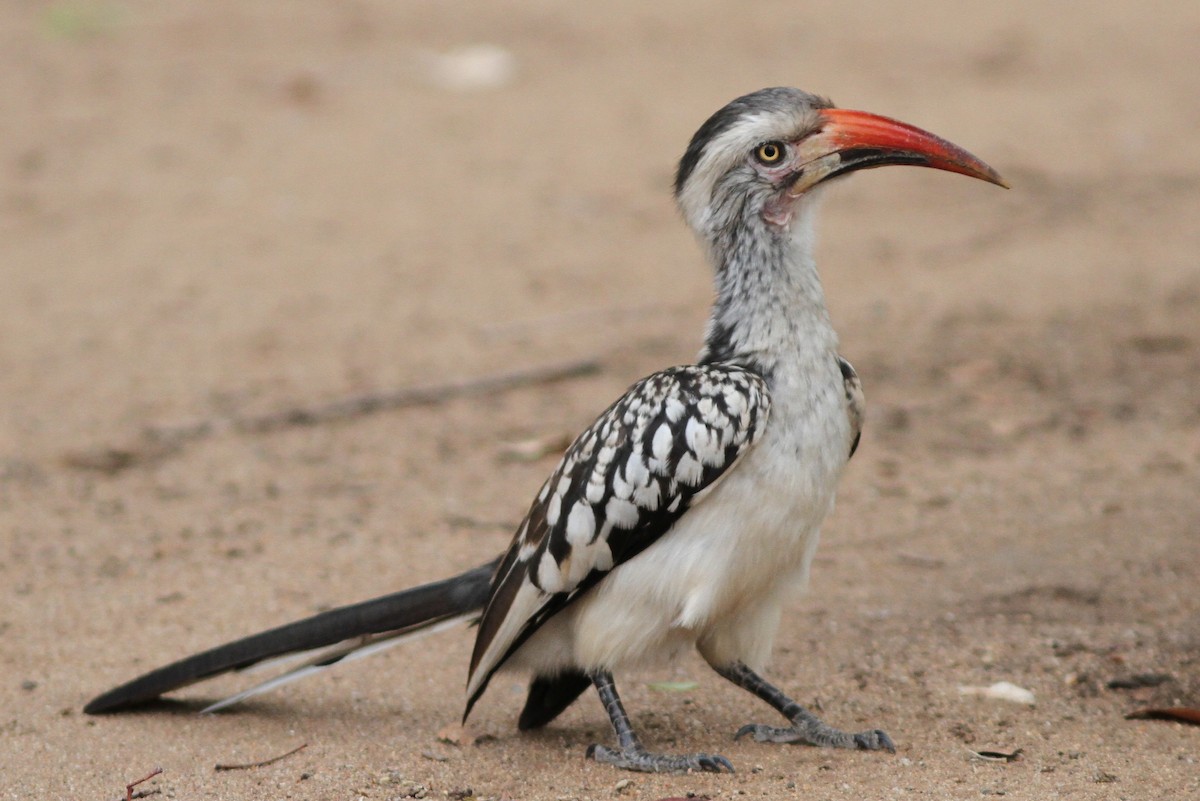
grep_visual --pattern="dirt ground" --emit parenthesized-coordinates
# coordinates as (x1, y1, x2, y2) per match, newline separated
(2, 2, 1199, 799)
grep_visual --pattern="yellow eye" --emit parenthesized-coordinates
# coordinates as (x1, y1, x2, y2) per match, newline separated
(755, 142, 785, 164)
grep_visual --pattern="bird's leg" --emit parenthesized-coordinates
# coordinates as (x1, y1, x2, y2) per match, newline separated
(585, 672, 734, 773)
(714, 661, 894, 752)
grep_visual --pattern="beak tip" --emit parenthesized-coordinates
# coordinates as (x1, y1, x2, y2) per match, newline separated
(952, 161, 1008, 190)
(988, 170, 1011, 190)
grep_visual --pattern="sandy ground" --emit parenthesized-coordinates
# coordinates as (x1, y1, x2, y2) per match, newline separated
(2, 2, 1199, 799)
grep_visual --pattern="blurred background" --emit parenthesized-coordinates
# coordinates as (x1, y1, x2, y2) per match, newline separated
(1, 2, 1197, 799)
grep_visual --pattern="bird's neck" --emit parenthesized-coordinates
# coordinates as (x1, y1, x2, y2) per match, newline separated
(698, 209, 838, 381)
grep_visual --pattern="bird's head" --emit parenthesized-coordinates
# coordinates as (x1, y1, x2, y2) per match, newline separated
(674, 87, 1006, 245)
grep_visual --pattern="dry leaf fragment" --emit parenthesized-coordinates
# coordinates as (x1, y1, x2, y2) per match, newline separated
(499, 432, 573, 462)
(1106, 673, 1172, 690)
(417, 44, 517, 91)
(958, 681, 1036, 706)
(967, 747, 1024, 762)
(647, 681, 699, 692)
(436, 722, 493, 746)
(1125, 707, 1200, 726)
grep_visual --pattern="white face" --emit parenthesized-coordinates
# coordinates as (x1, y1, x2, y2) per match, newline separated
(674, 104, 826, 238)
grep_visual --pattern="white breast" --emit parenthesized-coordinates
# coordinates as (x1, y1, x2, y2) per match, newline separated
(509, 353, 852, 678)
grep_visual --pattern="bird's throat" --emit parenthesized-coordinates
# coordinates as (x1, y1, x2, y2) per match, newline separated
(698, 213, 836, 379)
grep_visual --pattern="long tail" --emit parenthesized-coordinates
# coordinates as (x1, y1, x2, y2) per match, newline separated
(84, 559, 498, 714)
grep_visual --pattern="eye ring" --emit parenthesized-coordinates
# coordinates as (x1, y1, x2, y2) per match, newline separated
(754, 141, 786, 165)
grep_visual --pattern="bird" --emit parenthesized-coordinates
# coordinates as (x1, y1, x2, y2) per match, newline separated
(85, 87, 1005, 774)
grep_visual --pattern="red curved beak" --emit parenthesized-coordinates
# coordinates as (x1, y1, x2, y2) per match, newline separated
(789, 108, 1008, 195)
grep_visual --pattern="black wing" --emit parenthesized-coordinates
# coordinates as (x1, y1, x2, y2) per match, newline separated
(837, 355, 864, 458)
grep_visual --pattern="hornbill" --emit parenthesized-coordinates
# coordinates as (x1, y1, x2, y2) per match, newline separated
(86, 87, 1005, 773)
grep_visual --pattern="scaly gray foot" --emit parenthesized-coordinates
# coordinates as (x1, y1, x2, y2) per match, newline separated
(713, 662, 895, 754)
(586, 743, 735, 773)
(734, 720, 894, 752)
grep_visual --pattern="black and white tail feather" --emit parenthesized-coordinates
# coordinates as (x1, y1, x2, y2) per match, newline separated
(83, 560, 497, 714)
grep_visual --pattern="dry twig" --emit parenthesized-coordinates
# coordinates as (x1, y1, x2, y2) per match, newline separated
(122, 767, 162, 801)
(214, 743, 308, 771)
(173, 358, 600, 439)
(64, 358, 602, 474)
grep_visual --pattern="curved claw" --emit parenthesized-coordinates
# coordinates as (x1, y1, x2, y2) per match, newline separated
(700, 754, 736, 773)
(853, 728, 896, 753)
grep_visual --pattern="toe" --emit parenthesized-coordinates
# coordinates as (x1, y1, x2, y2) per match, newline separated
(733, 724, 758, 742)
(853, 729, 896, 753)
(711, 754, 736, 773)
